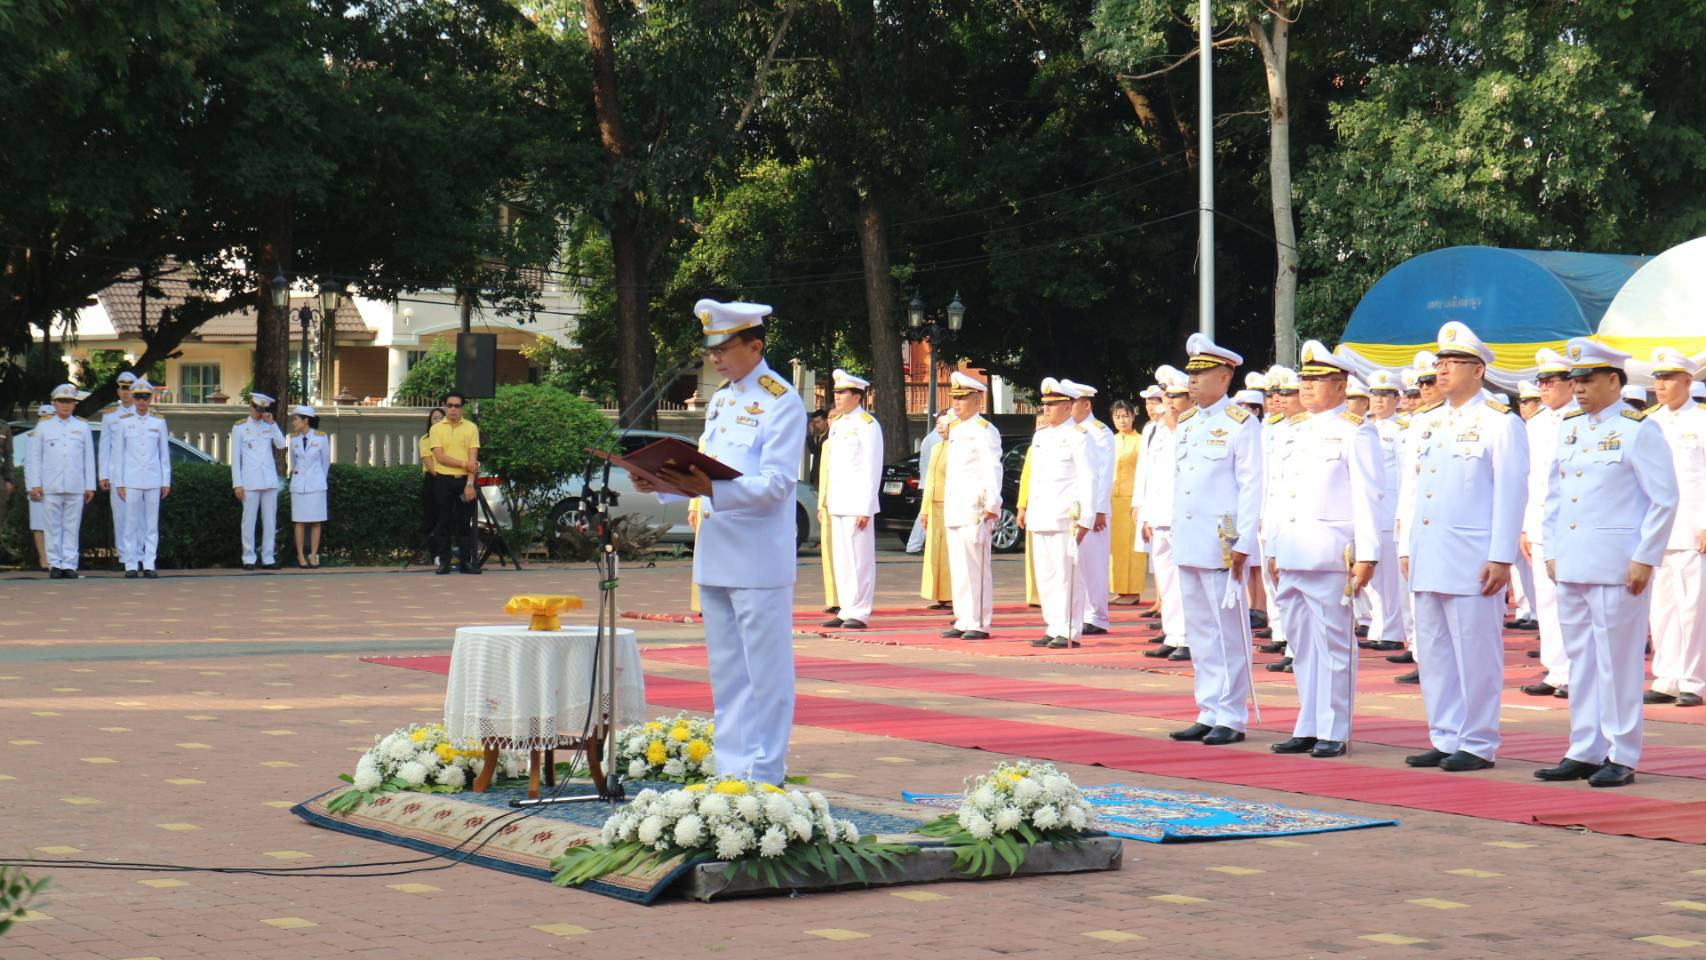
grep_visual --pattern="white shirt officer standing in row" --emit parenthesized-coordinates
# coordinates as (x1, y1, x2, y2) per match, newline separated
(1642, 347, 1706, 708)
(232, 391, 287, 571)
(1397, 321, 1528, 772)
(938, 371, 1003, 640)
(1360, 369, 1412, 659)
(634, 299, 806, 785)
(1168, 333, 1263, 746)
(1062, 380, 1114, 636)
(1021, 378, 1094, 649)
(98, 371, 138, 570)
(1534, 339, 1678, 788)
(1517, 348, 1577, 698)
(1265, 343, 1384, 758)
(821, 368, 882, 630)
(1137, 369, 1190, 660)
(26, 384, 97, 579)
(114, 378, 172, 578)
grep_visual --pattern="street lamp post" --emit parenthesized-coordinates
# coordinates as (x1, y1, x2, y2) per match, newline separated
(271, 271, 301, 405)
(902, 290, 966, 423)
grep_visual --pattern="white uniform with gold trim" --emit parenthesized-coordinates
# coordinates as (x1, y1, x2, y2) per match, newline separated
(231, 415, 286, 565)
(26, 414, 97, 571)
(1027, 421, 1094, 641)
(1075, 416, 1115, 630)
(1523, 400, 1576, 689)
(1649, 400, 1706, 698)
(823, 405, 882, 623)
(1135, 420, 1186, 647)
(98, 404, 134, 565)
(943, 413, 1003, 633)
(1542, 405, 1677, 768)
(1363, 412, 1411, 648)
(115, 411, 172, 572)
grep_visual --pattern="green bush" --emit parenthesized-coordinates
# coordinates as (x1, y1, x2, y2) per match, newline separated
(2, 463, 427, 568)
(477, 383, 611, 555)
(393, 342, 457, 404)
(0, 864, 48, 936)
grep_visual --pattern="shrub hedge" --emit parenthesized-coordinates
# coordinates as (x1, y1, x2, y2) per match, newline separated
(2, 463, 426, 569)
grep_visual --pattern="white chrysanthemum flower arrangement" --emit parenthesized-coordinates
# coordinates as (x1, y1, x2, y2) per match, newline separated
(552, 775, 915, 889)
(919, 760, 1095, 876)
(328, 722, 520, 814)
(614, 713, 716, 783)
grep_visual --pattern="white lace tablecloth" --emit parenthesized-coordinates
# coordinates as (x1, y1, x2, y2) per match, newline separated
(443, 625, 646, 747)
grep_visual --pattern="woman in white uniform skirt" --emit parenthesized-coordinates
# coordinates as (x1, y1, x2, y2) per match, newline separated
(25, 403, 51, 570)
(288, 405, 331, 568)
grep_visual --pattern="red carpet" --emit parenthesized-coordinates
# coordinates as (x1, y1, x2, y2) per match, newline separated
(1532, 800, 1706, 844)
(359, 654, 1693, 837)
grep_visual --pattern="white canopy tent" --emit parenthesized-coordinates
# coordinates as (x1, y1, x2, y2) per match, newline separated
(1599, 236, 1706, 384)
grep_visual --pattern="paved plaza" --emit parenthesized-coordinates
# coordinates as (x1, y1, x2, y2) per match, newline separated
(4, 551, 1706, 959)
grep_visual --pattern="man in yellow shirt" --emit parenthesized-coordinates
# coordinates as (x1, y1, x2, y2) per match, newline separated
(428, 391, 482, 575)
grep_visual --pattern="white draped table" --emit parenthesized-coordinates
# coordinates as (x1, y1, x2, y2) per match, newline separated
(444, 625, 645, 797)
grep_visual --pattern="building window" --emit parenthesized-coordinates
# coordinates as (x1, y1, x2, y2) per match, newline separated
(179, 363, 220, 404)
(405, 350, 429, 370)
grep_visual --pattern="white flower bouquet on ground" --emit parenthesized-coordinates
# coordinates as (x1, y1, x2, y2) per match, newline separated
(613, 713, 715, 783)
(551, 775, 916, 889)
(327, 722, 522, 814)
(918, 760, 1095, 876)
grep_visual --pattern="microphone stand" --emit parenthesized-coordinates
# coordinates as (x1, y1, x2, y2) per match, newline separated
(511, 356, 698, 808)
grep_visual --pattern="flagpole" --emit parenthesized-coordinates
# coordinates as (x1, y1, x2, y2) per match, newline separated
(1198, 0, 1215, 339)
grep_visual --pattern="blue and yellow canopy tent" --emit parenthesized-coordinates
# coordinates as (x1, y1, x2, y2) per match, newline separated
(1333, 246, 1654, 391)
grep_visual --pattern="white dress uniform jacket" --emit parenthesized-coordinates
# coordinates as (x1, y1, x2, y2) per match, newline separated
(1399, 398, 1529, 593)
(26, 415, 97, 573)
(823, 408, 882, 517)
(1024, 422, 1094, 533)
(99, 404, 135, 566)
(1135, 419, 1187, 648)
(115, 411, 172, 571)
(1523, 400, 1577, 688)
(1648, 400, 1706, 698)
(290, 431, 332, 495)
(1363, 413, 1412, 648)
(1077, 417, 1115, 630)
(231, 417, 286, 491)
(1650, 402, 1706, 553)
(1267, 407, 1384, 571)
(943, 415, 1003, 633)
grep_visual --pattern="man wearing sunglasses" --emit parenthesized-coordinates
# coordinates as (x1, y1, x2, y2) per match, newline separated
(428, 391, 481, 574)
(26, 383, 97, 578)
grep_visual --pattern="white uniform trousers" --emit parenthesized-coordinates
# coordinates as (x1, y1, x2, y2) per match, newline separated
(240, 488, 280, 565)
(946, 520, 995, 632)
(44, 493, 85, 571)
(1531, 550, 1570, 688)
(1650, 549, 1706, 697)
(126, 488, 162, 571)
(1364, 534, 1409, 647)
(698, 584, 796, 784)
(1257, 545, 1287, 649)
(1413, 591, 1504, 760)
(1557, 581, 1649, 767)
(1148, 526, 1188, 647)
(1033, 530, 1085, 641)
(1076, 524, 1111, 630)
(1179, 565, 1253, 730)
(828, 515, 875, 623)
(109, 487, 130, 568)
(1509, 554, 1537, 621)
(1276, 570, 1356, 741)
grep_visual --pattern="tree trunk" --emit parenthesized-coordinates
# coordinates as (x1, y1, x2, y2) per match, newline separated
(255, 198, 294, 411)
(458, 287, 473, 334)
(1250, 14, 1298, 366)
(854, 188, 909, 462)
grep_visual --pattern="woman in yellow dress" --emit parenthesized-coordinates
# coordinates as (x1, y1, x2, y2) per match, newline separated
(1016, 412, 1045, 606)
(918, 414, 953, 607)
(817, 413, 839, 612)
(1108, 399, 1148, 604)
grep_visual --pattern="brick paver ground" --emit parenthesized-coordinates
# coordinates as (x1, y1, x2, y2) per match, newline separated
(4, 549, 1705, 959)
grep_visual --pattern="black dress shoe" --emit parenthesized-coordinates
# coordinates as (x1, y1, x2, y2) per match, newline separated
(459, 564, 482, 575)
(940, 628, 965, 638)
(1526, 649, 1541, 658)
(242, 563, 256, 571)
(142, 570, 158, 579)
(1645, 690, 1677, 705)
(262, 562, 281, 571)
(124, 570, 138, 579)
(1266, 656, 1293, 673)
(822, 618, 845, 628)
(1520, 681, 1557, 697)
(1258, 641, 1287, 654)
(1048, 636, 1080, 649)
(1405, 748, 1450, 768)
(1082, 624, 1109, 636)
(825, 605, 840, 614)
(1394, 670, 1420, 684)
(961, 630, 990, 640)
(435, 560, 451, 575)
(1202, 726, 1245, 745)
(1439, 750, 1495, 772)
(1553, 685, 1568, 699)
(1386, 650, 1414, 664)
(1533, 758, 1601, 781)
(1680, 693, 1703, 707)
(1249, 610, 1268, 629)
(839, 619, 865, 630)
(1369, 640, 1404, 651)
(1311, 740, 1347, 758)
(1252, 628, 1272, 640)
(1032, 635, 1054, 647)
(1355, 624, 1369, 638)
(1589, 762, 1635, 788)
(1150, 633, 1168, 644)
(1503, 617, 1523, 629)
(1169, 722, 1213, 741)
(1167, 647, 1191, 661)
(1271, 736, 1317, 754)
(1144, 645, 1176, 658)
(1516, 618, 1539, 630)
(926, 602, 950, 611)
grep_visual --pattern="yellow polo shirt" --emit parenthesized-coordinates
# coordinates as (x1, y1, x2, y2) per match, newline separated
(428, 419, 480, 477)
(418, 435, 434, 474)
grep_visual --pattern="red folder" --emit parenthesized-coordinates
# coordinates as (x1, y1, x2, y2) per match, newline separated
(587, 437, 742, 497)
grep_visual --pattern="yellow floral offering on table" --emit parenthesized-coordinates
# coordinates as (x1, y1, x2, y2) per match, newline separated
(502, 595, 584, 632)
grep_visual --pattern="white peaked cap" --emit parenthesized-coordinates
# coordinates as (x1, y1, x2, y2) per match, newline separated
(1435, 321, 1493, 364)
(50, 382, 78, 400)
(1185, 332, 1242, 371)
(831, 368, 870, 391)
(1518, 380, 1541, 400)
(1346, 375, 1370, 398)
(1058, 378, 1096, 399)
(1232, 389, 1265, 406)
(695, 298, 771, 347)
(949, 371, 987, 395)
(1564, 337, 1631, 378)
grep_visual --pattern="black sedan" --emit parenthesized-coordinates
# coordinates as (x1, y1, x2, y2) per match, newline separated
(876, 436, 1031, 553)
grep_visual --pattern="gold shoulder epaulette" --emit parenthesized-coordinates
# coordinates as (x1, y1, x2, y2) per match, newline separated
(718, 379, 730, 390)
(1264, 412, 1284, 425)
(1415, 400, 1444, 414)
(235, 417, 247, 425)
(1340, 410, 1365, 426)
(1642, 403, 1663, 417)
(1178, 408, 1198, 423)
(1562, 408, 1586, 420)
(758, 375, 788, 398)
(1396, 416, 1411, 429)
(859, 411, 873, 424)
(100, 403, 117, 413)
(1287, 412, 1308, 425)
(1091, 418, 1107, 431)
(1225, 405, 1250, 423)
(1074, 423, 1088, 433)
(314, 429, 326, 437)
(1622, 407, 1650, 421)
(1698, 402, 1706, 411)
(1485, 398, 1510, 414)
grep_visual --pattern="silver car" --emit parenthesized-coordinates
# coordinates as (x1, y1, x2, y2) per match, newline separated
(480, 429, 821, 553)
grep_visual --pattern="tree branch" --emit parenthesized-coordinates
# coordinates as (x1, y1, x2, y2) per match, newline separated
(1117, 37, 1249, 83)
(734, 0, 800, 134)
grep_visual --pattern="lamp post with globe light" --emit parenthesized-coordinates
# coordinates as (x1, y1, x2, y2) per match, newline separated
(903, 290, 965, 423)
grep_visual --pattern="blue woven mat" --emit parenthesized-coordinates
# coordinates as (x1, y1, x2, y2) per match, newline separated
(903, 784, 1397, 843)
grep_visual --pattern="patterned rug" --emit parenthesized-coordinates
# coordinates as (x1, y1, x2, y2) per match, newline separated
(903, 784, 1398, 843)
(293, 779, 929, 904)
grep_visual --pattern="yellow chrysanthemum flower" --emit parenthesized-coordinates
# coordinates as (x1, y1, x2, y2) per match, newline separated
(669, 725, 692, 743)
(760, 783, 784, 794)
(646, 739, 668, 765)
(706, 722, 714, 735)
(644, 721, 664, 733)
(685, 783, 708, 793)
(685, 739, 711, 763)
(712, 780, 749, 796)
(410, 728, 430, 743)
(434, 743, 457, 763)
